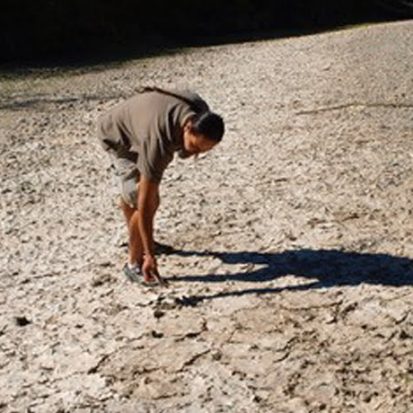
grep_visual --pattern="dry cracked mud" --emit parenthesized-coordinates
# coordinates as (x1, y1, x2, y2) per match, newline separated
(1, 20, 412, 413)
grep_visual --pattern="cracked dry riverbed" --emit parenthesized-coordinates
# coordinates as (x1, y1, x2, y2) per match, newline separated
(1, 21, 413, 413)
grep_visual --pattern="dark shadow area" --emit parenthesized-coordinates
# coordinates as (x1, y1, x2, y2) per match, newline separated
(0, 92, 127, 111)
(1, 1, 412, 70)
(164, 247, 413, 305)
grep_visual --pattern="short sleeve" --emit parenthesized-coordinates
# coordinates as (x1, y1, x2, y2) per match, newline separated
(137, 138, 174, 183)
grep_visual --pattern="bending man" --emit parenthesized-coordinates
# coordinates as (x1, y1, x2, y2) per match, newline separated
(97, 87, 225, 285)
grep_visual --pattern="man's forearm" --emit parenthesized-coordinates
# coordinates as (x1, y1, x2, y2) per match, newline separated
(137, 203, 156, 256)
(137, 176, 160, 258)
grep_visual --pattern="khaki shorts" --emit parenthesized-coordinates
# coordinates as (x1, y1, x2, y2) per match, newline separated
(109, 151, 140, 209)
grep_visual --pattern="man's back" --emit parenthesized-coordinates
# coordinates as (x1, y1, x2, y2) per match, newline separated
(97, 88, 209, 183)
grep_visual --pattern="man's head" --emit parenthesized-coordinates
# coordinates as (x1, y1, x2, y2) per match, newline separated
(181, 112, 225, 158)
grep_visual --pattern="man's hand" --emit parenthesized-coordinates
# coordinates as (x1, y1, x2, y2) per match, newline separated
(142, 254, 168, 286)
(142, 254, 159, 282)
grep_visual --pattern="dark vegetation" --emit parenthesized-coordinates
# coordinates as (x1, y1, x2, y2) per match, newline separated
(1, 0, 412, 65)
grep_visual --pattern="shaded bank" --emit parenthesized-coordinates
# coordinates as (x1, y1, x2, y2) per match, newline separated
(1, 0, 412, 66)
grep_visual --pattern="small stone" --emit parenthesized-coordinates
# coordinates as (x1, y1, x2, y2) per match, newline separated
(154, 309, 165, 319)
(252, 395, 262, 403)
(91, 273, 114, 287)
(15, 316, 31, 327)
(98, 261, 113, 268)
(151, 330, 164, 338)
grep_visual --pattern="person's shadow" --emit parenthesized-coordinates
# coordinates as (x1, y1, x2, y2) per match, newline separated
(161, 246, 413, 305)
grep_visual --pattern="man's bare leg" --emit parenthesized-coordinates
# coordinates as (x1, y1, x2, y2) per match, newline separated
(119, 198, 144, 269)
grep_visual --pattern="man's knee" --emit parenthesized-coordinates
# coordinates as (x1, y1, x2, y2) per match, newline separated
(119, 196, 136, 213)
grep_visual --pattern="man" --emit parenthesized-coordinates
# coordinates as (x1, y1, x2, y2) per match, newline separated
(97, 87, 225, 286)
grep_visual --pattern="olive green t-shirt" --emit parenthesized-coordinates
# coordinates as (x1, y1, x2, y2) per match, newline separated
(97, 89, 209, 183)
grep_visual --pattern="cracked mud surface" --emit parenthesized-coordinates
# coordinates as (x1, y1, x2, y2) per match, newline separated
(1, 21, 413, 412)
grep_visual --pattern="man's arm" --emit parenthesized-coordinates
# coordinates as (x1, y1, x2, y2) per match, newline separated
(137, 175, 159, 255)
(137, 175, 160, 279)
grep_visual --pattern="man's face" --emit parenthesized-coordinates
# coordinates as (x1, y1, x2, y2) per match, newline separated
(181, 124, 217, 158)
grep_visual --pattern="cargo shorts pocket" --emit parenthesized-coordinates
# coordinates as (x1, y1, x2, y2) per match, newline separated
(111, 156, 140, 209)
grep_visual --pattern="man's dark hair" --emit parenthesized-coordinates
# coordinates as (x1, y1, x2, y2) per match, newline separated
(191, 111, 225, 142)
